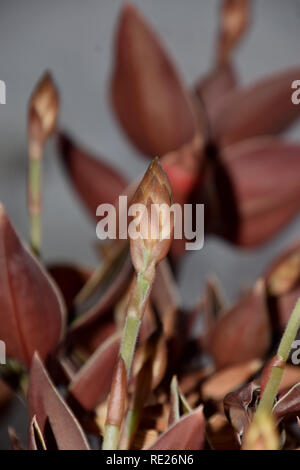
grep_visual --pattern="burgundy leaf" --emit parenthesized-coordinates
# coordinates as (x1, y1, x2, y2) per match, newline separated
(273, 382, 300, 422)
(207, 280, 270, 369)
(213, 67, 300, 147)
(70, 244, 132, 332)
(208, 138, 300, 247)
(201, 360, 262, 402)
(58, 132, 127, 218)
(28, 353, 90, 450)
(68, 333, 121, 411)
(266, 242, 300, 297)
(265, 242, 300, 332)
(0, 205, 65, 368)
(206, 413, 239, 450)
(194, 62, 237, 133)
(48, 264, 91, 311)
(111, 3, 197, 157)
(148, 405, 205, 450)
(151, 259, 180, 339)
(224, 381, 260, 440)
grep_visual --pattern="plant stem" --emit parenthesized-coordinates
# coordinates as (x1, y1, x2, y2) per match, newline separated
(102, 266, 154, 449)
(120, 315, 141, 376)
(28, 157, 42, 257)
(255, 298, 300, 417)
(119, 270, 152, 379)
(102, 424, 120, 450)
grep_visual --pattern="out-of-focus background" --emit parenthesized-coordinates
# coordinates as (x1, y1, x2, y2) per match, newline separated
(0, 0, 300, 448)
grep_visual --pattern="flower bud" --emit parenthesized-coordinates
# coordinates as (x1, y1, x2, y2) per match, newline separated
(129, 158, 174, 274)
(218, 0, 251, 64)
(28, 72, 59, 158)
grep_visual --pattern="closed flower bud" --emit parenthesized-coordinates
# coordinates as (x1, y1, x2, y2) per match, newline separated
(28, 72, 59, 158)
(129, 158, 174, 274)
(218, 0, 251, 64)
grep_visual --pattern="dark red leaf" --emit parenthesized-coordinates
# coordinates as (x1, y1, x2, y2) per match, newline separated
(273, 382, 300, 422)
(265, 242, 300, 332)
(0, 205, 65, 368)
(28, 353, 90, 450)
(207, 280, 270, 369)
(48, 264, 91, 311)
(213, 67, 300, 147)
(68, 333, 121, 411)
(224, 381, 260, 441)
(207, 138, 300, 247)
(58, 132, 127, 219)
(70, 243, 132, 333)
(148, 405, 205, 450)
(111, 3, 197, 157)
(194, 62, 237, 133)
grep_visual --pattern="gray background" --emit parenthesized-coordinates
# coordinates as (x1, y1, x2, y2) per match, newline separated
(0, 0, 300, 449)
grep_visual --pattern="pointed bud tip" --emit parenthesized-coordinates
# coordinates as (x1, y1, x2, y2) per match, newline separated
(28, 71, 59, 150)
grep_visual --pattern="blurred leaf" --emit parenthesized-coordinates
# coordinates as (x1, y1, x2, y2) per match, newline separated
(69, 244, 132, 333)
(169, 375, 191, 425)
(207, 139, 300, 247)
(223, 139, 300, 247)
(265, 242, 300, 332)
(48, 264, 91, 311)
(151, 259, 180, 339)
(207, 280, 270, 369)
(194, 63, 237, 133)
(8, 428, 24, 450)
(202, 360, 261, 402)
(58, 132, 127, 218)
(0, 205, 65, 368)
(68, 333, 121, 411)
(148, 405, 205, 450)
(206, 413, 239, 450)
(28, 353, 90, 450)
(111, 3, 197, 157)
(224, 381, 260, 441)
(273, 382, 300, 422)
(213, 67, 300, 147)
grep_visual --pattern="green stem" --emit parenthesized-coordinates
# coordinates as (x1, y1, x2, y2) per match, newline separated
(102, 424, 120, 450)
(28, 158, 42, 257)
(120, 316, 140, 376)
(102, 269, 153, 450)
(120, 271, 151, 379)
(255, 298, 300, 416)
